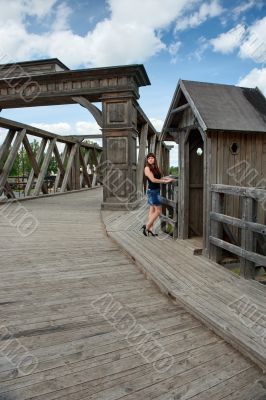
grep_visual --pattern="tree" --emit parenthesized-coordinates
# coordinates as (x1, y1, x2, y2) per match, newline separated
(169, 166, 179, 176)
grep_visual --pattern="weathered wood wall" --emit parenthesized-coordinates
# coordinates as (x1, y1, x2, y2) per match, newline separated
(208, 131, 266, 227)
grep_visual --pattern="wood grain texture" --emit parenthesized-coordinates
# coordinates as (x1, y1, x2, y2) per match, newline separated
(103, 202, 266, 373)
(0, 189, 264, 399)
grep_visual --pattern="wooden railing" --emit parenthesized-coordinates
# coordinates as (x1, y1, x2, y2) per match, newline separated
(209, 184, 266, 279)
(160, 180, 178, 238)
(0, 117, 103, 200)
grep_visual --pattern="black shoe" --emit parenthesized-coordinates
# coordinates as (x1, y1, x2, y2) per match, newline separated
(147, 230, 158, 236)
(141, 225, 147, 236)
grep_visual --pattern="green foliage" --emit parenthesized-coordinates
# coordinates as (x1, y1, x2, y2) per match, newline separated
(169, 166, 179, 176)
(9, 139, 58, 177)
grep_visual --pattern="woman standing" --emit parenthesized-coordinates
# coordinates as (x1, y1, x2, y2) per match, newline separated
(141, 153, 174, 236)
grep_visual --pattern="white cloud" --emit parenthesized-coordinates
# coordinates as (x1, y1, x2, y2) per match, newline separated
(210, 24, 246, 54)
(51, 3, 72, 31)
(150, 118, 164, 132)
(168, 41, 181, 63)
(30, 122, 72, 135)
(237, 67, 266, 95)
(210, 16, 266, 63)
(175, 0, 223, 31)
(0, 0, 57, 22)
(232, 0, 256, 17)
(239, 17, 266, 63)
(0, 0, 199, 67)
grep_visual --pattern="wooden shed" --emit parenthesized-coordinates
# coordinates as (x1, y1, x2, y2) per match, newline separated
(162, 80, 266, 274)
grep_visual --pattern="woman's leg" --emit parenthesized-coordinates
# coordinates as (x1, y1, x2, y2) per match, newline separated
(146, 205, 161, 231)
(147, 205, 156, 228)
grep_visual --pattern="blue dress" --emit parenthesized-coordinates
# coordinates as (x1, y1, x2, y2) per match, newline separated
(146, 173, 161, 206)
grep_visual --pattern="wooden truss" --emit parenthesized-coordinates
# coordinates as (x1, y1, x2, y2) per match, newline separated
(0, 117, 103, 199)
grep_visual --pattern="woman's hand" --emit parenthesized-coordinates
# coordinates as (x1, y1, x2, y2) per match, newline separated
(163, 177, 174, 183)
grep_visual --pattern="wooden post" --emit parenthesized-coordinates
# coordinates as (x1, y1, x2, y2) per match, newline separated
(173, 183, 178, 239)
(25, 138, 47, 196)
(209, 191, 224, 262)
(178, 133, 189, 239)
(23, 135, 49, 195)
(101, 95, 139, 210)
(0, 129, 26, 196)
(71, 147, 81, 190)
(137, 123, 148, 196)
(0, 129, 16, 170)
(240, 196, 256, 279)
(60, 143, 78, 192)
(33, 138, 56, 196)
(149, 134, 156, 154)
(54, 144, 69, 192)
(79, 148, 92, 187)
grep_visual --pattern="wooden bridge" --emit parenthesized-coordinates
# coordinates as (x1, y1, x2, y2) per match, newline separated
(0, 188, 265, 400)
(0, 58, 266, 399)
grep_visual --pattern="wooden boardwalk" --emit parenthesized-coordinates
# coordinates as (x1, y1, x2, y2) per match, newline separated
(103, 202, 266, 371)
(0, 189, 265, 400)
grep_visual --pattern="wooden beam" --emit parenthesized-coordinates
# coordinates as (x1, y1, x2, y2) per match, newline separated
(0, 129, 26, 195)
(72, 96, 103, 128)
(33, 138, 56, 196)
(80, 150, 90, 187)
(209, 192, 224, 262)
(0, 129, 16, 170)
(149, 134, 156, 154)
(209, 236, 266, 267)
(240, 197, 256, 279)
(3, 181, 16, 199)
(170, 103, 190, 114)
(0, 117, 100, 149)
(54, 144, 69, 192)
(211, 184, 266, 201)
(60, 143, 78, 192)
(67, 135, 102, 140)
(79, 148, 92, 187)
(92, 151, 102, 186)
(23, 135, 48, 195)
(137, 123, 148, 194)
(210, 212, 266, 236)
(53, 142, 72, 192)
(25, 138, 47, 196)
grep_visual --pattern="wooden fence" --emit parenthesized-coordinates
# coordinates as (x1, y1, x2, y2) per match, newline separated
(160, 181, 178, 238)
(209, 184, 266, 279)
(0, 117, 102, 200)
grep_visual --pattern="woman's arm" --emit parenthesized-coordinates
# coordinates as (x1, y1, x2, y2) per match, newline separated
(144, 167, 173, 183)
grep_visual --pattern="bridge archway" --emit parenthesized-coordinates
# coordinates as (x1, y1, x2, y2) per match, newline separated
(0, 59, 161, 209)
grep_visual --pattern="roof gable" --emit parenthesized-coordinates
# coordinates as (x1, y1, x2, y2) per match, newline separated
(163, 79, 266, 136)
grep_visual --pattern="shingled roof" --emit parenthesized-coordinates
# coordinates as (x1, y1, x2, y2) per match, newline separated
(164, 80, 266, 134)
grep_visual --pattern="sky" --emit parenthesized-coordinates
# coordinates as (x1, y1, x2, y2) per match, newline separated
(0, 0, 266, 166)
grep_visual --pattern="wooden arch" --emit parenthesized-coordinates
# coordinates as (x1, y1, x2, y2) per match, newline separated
(0, 58, 167, 208)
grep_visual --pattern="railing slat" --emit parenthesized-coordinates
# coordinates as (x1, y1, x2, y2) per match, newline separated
(0, 129, 26, 195)
(209, 236, 266, 267)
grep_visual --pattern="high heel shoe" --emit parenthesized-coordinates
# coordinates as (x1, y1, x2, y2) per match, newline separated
(141, 225, 147, 236)
(147, 230, 158, 236)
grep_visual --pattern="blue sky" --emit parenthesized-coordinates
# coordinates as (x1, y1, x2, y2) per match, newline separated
(0, 0, 265, 165)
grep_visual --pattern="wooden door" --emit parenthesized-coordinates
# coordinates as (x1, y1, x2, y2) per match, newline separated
(188, 130, 204, 237)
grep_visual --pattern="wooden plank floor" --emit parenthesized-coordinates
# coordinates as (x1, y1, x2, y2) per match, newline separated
(103, 201, 266, 374)
(0, 189, 265, 400)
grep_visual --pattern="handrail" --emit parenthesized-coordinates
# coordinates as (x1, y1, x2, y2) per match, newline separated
(160, 180, 178, 238)
(210, 185, 266, 279)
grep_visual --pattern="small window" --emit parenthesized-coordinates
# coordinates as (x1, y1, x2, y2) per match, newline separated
(230, 142, 239, 155)
(196, 147, 203, 156)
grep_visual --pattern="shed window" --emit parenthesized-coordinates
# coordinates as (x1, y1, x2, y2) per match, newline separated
(230, 142, 239, 155)
(196, 147, 203, 156)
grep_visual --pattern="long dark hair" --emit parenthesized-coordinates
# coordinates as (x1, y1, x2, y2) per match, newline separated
(145, 153, 161, 177)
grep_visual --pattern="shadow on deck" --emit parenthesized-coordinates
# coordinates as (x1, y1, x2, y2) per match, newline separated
(0, 189, 265, 399)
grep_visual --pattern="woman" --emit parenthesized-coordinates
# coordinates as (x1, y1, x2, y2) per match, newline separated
(141, 153, 174, 236)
